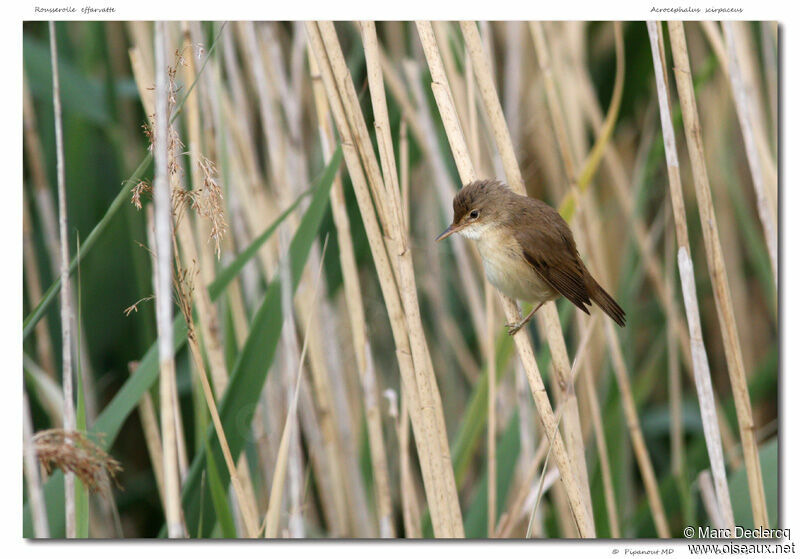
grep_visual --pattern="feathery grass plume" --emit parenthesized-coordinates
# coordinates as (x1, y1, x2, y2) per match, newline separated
(34, 429, 122, 494)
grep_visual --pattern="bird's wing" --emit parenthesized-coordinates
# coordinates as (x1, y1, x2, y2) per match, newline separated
(512, 200, 592, 315)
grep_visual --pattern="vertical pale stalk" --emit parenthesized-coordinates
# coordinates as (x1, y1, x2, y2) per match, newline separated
(278, 227, 306, 538)
(529, 21, 673, 535)
(178, 30, 262, 528)
(698, 471, 725, 529)
(24, 391, 49, 538)
(177, 276, 261, 537)
(402, 60, 487, 343)
(397, 393, 422, 538)
(48, 21, 76, 539)
(308, 47, 394, 538)
(354, 20, 463, 535)
(459, 20, 595, 534)
(503, 21, 524, 147)
(306, 21, 462, 537)
(254, 24, 368, 536)
(722, 21, 777, 286)
(667, 21, 768, 530)
(529, 22, 579, 191)
(416, 20, 592, 538)
(153, 21, 184, 539)
(128, 363, 166, 511)
(25, 72, 98, 422)
(577, 69, 738, 459)
(647, 21, 736, 532)
(666, 221, 684, 478)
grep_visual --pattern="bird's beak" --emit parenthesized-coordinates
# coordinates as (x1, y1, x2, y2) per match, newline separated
(435, 224, 460, 242)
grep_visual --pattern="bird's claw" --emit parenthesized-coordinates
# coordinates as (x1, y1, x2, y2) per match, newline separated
(505, 321, 523, 336)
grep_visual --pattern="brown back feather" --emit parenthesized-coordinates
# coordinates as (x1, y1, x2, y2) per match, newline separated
(511, 194, 626, 326)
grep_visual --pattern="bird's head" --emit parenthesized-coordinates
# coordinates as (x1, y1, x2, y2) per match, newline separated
(435, 179, 511, 242)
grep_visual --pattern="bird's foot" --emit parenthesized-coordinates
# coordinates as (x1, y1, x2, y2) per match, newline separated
(505, 321, 525, 336)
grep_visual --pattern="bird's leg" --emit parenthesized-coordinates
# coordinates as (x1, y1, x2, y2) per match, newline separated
(506, 302, 545, 336)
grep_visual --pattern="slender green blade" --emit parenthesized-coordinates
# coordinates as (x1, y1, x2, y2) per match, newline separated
(75, 236, 89, 538)
(204, 439, 236, 538)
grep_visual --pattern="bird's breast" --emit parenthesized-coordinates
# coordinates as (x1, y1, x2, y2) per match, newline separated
(476, 232, 556, 304)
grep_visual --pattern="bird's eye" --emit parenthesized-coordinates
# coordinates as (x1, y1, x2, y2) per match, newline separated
(469, 209, 480, 220)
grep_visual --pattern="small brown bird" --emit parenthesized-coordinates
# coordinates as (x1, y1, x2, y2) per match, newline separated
(436, 179, 625, 334)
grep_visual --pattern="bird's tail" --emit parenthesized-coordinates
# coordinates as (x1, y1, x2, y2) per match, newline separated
(589, 278, 626, 327)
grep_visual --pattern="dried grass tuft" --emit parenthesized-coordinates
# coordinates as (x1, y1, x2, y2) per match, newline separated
(34, 429, 122, 494)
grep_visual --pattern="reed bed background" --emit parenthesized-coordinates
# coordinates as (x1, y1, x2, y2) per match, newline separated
(22, 20, 778, 538)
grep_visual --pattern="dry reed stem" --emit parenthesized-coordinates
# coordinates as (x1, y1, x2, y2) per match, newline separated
(23, 191, 56, 378)
(308, 46, 394, 538)
(49, 21, 76, 539)
(394, 392, 422, 538)
(416, 20, 592, 538)
(175, 266, 261, 537)
(306, 21, 463, 537)
(529, 23, 579, 190)
(265, 236, 329, 538)
(530, 21, 673, 536)
(581, 334, 620, 538)
(402, 60, 488, 348)
(249, 25, 366, 536)
(341, 20, 463, 535)
(666, 224, 684, 479)
(131, 36, 261, 530)
(400, 118, 410, 226)
(127, 362, 166, 511)
(220, 30, 331, 527)
(667, 21, 768, 529)
(698, 470, 725, 530)
(572, 197, 671, 537)
(277, 227, 306, 538)
(180, 28, 217, 287)
(760, 22, 778, 146)
(460, 20, 596, 535)
(23, 77, 59, 380)
(178, 37, 261, 517)
(648, 21, 735, 529)
(722, 21, 777, 286)
(24, 391, 50, 538)
(153, 21, 184, 538)
(728, 22, 777, 208)
(35, 55, 100, 426)
(577, 27, 725, 464)
(356, 20, 465, 535)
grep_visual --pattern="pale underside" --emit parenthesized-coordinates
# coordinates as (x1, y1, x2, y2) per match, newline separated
(461, 222, 558, 305)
